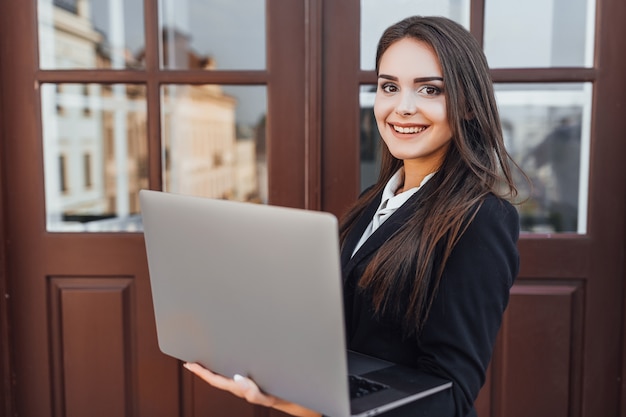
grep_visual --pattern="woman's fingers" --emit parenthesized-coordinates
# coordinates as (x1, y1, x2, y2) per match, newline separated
(183, 363, 321, 417)
(183, 363, 276, 407)
(183, 363, 235, 392)
(233, 374, 276, 407)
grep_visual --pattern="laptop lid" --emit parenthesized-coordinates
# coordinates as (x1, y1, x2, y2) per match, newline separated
(140, 190, 352, 417)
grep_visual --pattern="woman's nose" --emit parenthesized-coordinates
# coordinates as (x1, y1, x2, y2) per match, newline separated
(395, 91, 417, 116)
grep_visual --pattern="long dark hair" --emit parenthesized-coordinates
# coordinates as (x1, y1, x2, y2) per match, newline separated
(339, 16, 519, 335)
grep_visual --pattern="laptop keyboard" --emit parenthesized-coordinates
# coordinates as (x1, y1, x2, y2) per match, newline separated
(348, 375, 390, 399)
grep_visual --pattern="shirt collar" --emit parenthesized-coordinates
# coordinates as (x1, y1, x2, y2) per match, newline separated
(379, 168, 436, 211)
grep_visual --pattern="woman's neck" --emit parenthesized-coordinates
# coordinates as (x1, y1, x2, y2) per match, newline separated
(401, 162, 438, 192)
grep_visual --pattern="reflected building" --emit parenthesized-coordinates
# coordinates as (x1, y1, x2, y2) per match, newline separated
(160, 29, 263, 203)
(41, 1, 265, 232)
(42, 0, 117, 230)
(47, 0, 103, 68)
(499, 103, 583, 233)
(162, 81, 239, 200)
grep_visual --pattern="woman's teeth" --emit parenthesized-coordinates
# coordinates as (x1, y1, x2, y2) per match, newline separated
(393, 125, 427, 134)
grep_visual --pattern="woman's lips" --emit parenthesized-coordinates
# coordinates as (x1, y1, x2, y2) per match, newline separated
(391, 124, 428, 134)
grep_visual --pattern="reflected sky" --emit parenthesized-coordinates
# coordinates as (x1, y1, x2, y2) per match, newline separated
(87, 0, 592, 71)
(90, 0, 264, 70)
(484, 0, 591, 67)
(360, 0, 469, 70)
(88, 0, 145, 58)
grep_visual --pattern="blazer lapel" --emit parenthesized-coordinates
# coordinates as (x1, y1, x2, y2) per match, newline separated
(340, 192, 381, 269)
(342, 187, 425, 278)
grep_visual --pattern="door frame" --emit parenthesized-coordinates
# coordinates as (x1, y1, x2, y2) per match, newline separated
(0, 5, 14, 413)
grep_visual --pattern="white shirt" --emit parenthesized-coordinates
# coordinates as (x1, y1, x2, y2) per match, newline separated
(351, 169, 435, 257)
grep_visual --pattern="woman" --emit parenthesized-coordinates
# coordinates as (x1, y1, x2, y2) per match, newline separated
(185, 15, 521, 417)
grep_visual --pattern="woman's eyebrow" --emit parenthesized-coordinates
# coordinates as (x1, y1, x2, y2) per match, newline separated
(378, 74, 444, 83)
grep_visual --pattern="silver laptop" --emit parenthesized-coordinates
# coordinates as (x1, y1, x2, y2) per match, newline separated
(139, 189, 451, 417)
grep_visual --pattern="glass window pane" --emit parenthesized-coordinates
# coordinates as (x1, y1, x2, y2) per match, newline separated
(38, 0, 145, 69)
(495, 83, 592, 233)
(360, 0, 470, 70)
(359, 85, 381, 191)
(41, 83, 148, 232)
(484, 0, 596, 68)
(161, 85, 267, 203)
(158, 0, 266, 70)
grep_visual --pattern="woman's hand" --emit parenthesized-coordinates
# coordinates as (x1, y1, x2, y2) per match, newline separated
(183, 363, 322, 417)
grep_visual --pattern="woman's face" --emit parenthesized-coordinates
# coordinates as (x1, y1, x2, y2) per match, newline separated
(374, 37, 452, 171)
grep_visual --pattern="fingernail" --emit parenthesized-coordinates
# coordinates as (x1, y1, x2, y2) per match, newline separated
(183, 363, 191, 370)
(233, 374, 249, 388)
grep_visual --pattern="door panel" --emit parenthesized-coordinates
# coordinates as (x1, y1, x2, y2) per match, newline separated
(48, 276, 136, 417)
(494, 282, 584, 417)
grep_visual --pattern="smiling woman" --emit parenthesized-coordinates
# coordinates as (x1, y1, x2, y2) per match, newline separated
(374, 38, 452, 185)
(184, 16, 523, 417)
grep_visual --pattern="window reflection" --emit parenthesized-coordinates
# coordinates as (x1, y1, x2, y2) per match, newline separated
(496, 83, 592, 233)
(484, 0, 595, 68)
(161, 85, 267, 203)
(359, 85, 381, 191)
(38, 0, 145, 69)
(360, 0, 469, 70)
(41, 83, 148, 232)
(158, 0, 266, 70)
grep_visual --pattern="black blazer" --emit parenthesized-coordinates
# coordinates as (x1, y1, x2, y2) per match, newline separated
(340, 191, 520, 417)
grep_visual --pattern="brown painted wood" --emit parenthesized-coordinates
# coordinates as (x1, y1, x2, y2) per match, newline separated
(623, 221, 626, 417)
(490, 68, 598, 83)
(37, 70, 269, 84)
(304, 0, 323, 211)
(0, 25, 14, 416)
(470, 0, 485, 48)
(321, 0, 361, 216)
(48, 277, 136, 417)
(1, 1, 54, 415)
(266, 0, 307, 209)
(582, 0, 626, 413)
(494, 282, 584, 417)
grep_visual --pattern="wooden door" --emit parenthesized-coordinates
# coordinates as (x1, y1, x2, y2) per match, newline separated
(0, 0, 310, 416)
(319, 1, 626, 417)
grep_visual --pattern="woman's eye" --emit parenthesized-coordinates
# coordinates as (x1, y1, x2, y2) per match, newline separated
(418, 85, 441, 95)
(380, 83, 398, 93)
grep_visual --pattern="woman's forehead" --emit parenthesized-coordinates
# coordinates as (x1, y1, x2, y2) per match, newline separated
(378, 38, 443, 79)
